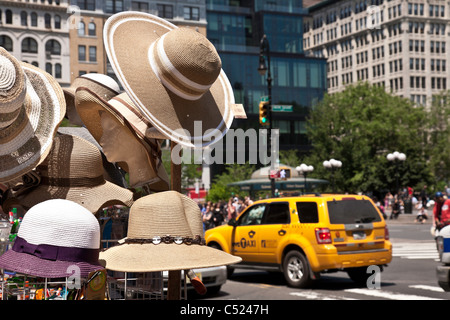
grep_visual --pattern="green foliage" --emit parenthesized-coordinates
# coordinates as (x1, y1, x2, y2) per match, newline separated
(304, 82, 431, 194)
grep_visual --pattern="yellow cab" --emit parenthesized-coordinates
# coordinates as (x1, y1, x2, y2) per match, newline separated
(205, 194, 392, 288)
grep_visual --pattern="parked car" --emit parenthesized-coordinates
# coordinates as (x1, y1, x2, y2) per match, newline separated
(205, 194, 392, 288)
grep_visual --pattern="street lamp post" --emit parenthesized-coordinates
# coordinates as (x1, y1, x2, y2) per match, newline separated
(296, 164, 314, 194)
(258, 34, 276, 197)
(387, 151, 406, 195)
(323, 159, 342, 193)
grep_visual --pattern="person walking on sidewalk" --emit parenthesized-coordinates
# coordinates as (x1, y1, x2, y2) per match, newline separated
(433, 192, 450, 231)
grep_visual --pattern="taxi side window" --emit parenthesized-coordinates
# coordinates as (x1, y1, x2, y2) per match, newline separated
(263, 202, 290, 224)
(238, 204, 266, 226)
(296, 202, 319, 223)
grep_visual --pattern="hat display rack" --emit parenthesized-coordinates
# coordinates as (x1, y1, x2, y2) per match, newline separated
(0, 11, 243, 301)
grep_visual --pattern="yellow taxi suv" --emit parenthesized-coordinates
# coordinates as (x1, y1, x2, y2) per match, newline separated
(205, 194, 392, 288)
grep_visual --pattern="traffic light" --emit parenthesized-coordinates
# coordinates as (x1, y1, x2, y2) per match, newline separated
(259, 101, 269, 125)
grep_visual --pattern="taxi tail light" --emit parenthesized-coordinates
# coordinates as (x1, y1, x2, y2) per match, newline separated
(315, 228, 332, 244)
(385, 225, 390, 240)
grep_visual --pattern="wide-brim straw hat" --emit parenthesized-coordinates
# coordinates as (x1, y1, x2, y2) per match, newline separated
(0, 47, 65, 183)
(103, 11, 235, 148)
(99, 191, 241, 272)
(75, 88, 169, 190)
(0, 199, 104, 278)
(63, 73, 120, 126)
(4, 134, 135, 214)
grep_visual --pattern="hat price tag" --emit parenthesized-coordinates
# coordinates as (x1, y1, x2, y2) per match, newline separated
(231, 104, 247, 119)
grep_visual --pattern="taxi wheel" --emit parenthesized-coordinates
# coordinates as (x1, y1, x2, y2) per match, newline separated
(282, 250, 312, 288)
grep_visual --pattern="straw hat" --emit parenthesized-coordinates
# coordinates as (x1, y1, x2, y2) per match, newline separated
(63, 73, 120, 126)
(103, 11, 235, 148)
(99, 191, 241, 272)
(0, 199, 104, 278)
(0, 47, 65, 183)
(75, 88, 169, 190)
(3, 134, 135, 214)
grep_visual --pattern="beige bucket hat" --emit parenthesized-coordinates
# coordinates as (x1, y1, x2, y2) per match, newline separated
(63, 73, 120, 126)
(3, 134, 135, 214)
(103, 11, 235, 148)
(75, 88, 169, 191)
(99, 191, 242, 272)
(0, 47, 65, 183)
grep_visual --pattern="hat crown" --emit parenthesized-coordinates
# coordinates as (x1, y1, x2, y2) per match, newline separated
(127, 191, 203, 239)
(38, 134, 104, 182)
(17, 199, 100, 249)
(149, 28, 222, 101)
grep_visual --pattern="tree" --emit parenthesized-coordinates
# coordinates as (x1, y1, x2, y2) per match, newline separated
(305, 82, 431, 194)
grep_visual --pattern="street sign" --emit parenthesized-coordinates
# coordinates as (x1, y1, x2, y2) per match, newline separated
(260, 96, 269, 102)
(272, 105, 293, 112)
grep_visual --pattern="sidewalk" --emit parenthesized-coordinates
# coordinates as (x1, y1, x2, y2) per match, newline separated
(385, 208, 432, 225)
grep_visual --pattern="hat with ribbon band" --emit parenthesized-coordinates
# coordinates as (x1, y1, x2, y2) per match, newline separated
(0, 199, 104, 278)
(99, 191, 241, 272)
(103, 11, 235, 148)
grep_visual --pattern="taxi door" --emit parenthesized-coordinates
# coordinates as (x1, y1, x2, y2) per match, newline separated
(232, 203, 267, 262)
(258, 202, 291, 264)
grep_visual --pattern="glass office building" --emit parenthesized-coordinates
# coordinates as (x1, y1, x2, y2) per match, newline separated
(206, 0, 327, 160)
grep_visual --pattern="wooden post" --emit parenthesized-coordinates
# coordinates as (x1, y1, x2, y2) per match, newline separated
(167, 141, 182, 300)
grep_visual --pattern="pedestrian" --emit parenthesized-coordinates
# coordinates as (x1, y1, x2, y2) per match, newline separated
(390, 198, 401, 220)
(202, 204, 213, 231)
(227, 197, 237, 221)
(420, 185, 428, 208)
(415, 205, 428, 223)
(212, 202, 224, 227)
(433, 191, 450, 231)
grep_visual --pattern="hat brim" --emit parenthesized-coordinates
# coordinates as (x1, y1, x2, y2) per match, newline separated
(0, 61, 65, 183)
(75, 88, 170, 190)
(99, 242, 242, 272)
(104, 11, 235, 148)
(0, 249, 104, 278)
(12, 180, 135, 214)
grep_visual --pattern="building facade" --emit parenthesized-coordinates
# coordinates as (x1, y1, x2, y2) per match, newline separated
(304, 0, 450, 106)
(0, 0, 71, 87)
(206, 0, 327, 158)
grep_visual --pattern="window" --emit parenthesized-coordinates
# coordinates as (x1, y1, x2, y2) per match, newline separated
(238, 204, 266, 226)
(78, 0, 95, 10)
(0, 35, 13, 51)
(46, 63, 52, 75)
(88, 22, 96, 36)
(184, 6, 199, 21)
(21, 11, 28, 26)
(54, 15, 61, 29)
(31, 12, 38, 27)
(296, 202, 319, 223)
(327, 199, 381, 224)
(89, 46, 97, 62)
(45, 13, 51, 28)
(106, 0, 124, 14)
(132, 1, 149, 12)
(78, 45, 86, 61)
(22, 38, 38, 53)
(6, 10, 12, 24)
(54, 63, 62, 78)
(45, 40, 61, 55)
(78, 21, 85, 36)
(157, 4, 173, 19)
(263, 203, 290, 224)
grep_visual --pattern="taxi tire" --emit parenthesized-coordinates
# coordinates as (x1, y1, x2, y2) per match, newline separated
(346, 267, 371, 285)
(282, 250, 313, 288)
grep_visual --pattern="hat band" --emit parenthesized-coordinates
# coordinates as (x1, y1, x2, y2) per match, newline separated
(13, 236, 100, 264)
(39, 175, 105, 188)
(123, 235, 205, 246)
(148, 35, 213, 101)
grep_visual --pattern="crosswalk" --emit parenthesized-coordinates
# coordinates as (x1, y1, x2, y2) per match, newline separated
(289, 285, 446, 300)
(392, 241, 439, 260)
